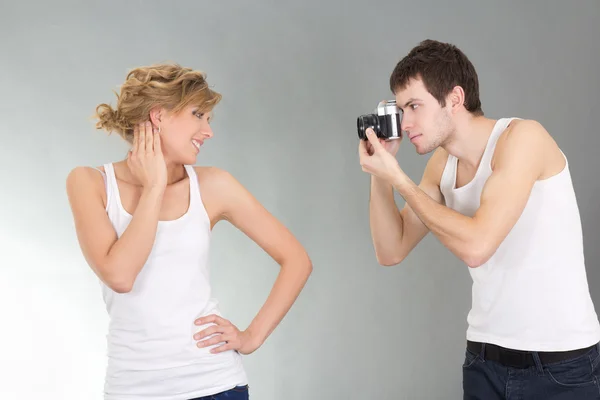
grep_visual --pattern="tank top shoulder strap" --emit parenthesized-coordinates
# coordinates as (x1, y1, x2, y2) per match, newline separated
(89, 165, 111, 211)
(481, 117, 521, 169)
(102, 163, 119, 212)
(184, 165, 203, 208)
(184, 165, 212, 225)
(94, 166, 107, 186)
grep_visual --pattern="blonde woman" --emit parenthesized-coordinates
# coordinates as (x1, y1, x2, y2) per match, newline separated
(66, 64, 312, 400)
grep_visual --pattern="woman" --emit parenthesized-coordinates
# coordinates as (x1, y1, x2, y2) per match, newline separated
(66, 63, 313, 400)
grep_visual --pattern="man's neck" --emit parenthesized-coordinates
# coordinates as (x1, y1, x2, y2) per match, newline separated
(442, 114, 498, 170)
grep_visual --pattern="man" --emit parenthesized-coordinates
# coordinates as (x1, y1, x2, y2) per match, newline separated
(359, 39, 600, 399)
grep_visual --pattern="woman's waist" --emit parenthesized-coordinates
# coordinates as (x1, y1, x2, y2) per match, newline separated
(106, 339, 244, 374)
(106, 299, 223, 350)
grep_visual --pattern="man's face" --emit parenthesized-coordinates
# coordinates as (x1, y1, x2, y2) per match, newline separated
(394, 77, 454, 155)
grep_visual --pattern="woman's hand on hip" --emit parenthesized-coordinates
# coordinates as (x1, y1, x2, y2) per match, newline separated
(194, 314, 260, 355)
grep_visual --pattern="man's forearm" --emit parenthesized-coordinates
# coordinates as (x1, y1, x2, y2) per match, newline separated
(369, 176, 404, 263)
(390, 172, 483, 266)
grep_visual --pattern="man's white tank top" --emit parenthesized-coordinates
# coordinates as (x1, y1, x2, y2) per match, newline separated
(439, 117, 600, 351)
(97, 163, 247, 400)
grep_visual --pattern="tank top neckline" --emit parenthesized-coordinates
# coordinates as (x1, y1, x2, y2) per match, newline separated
(103, 162, 197, 225)
(449, 117, 515, 192)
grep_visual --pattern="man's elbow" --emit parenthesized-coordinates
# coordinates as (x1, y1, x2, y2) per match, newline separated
(375, 252, 406, 267)
(463, 242, 495, 268)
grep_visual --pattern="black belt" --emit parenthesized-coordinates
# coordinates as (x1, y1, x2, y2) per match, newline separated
(467, 340, 595, 369)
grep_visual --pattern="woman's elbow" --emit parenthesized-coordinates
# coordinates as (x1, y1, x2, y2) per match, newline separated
(287, 249, 313, 278)
(96, 263, 135, 293)
(300, 251, 313, 276)
(109, 280, 133, 294)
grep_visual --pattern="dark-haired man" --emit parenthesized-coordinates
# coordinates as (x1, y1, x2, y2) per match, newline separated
(360, 39, 600, 399)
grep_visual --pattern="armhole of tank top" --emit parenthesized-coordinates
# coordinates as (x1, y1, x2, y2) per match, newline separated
(94, 166, 110, 212)
(439, 153, 456, 193)
(486, 117, 521, 171)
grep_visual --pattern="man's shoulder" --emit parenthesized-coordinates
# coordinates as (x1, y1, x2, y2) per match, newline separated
(497, 118, 552, 149)
(493, 118, 563, 178)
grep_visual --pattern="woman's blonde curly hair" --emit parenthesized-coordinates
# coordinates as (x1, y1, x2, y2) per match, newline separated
(94, 63, 222, 144)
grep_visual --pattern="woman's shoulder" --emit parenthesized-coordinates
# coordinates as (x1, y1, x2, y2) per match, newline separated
(192, 166, 245, 199)
(193, 165, 234, 184)
(67, 165, 106, 185)
(66, 164, 110, 207)
(68, 160, 123, 192)
(67, 160, 127, 181)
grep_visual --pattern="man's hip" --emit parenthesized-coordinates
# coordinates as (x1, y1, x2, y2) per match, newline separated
(463, 341, 600, 399)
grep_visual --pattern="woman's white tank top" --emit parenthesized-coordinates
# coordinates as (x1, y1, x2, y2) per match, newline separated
(97, 163, 247, 400)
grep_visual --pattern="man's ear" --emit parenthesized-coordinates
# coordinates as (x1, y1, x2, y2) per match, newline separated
(448, 85, 465, 114)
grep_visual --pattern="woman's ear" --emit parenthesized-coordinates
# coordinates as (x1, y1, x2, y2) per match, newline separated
(148, 106, 163, 128)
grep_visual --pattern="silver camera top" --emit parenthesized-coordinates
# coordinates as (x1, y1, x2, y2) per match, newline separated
(376, 100, 401, 116)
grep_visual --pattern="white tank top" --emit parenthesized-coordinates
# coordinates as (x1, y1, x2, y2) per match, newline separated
(97, 163, 247, 400)
(439, 118, 600, 351)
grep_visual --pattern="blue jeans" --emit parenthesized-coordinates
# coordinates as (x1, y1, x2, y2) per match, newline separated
(189, 385, 249, 400)
(463, 343, 600, 399)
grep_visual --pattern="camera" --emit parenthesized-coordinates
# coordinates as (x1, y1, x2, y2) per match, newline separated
(356, 100, 402, 141)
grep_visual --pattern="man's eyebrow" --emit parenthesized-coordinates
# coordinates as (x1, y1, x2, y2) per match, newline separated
(400, 98, 421, 109)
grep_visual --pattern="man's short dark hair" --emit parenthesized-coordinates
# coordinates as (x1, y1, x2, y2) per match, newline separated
(389, 39, 484, 116)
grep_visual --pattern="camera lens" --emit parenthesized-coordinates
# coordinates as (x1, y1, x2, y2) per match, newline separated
(357, 114, 378, 140)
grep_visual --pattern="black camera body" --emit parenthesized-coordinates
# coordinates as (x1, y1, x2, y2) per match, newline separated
(357, 100, 402, 141)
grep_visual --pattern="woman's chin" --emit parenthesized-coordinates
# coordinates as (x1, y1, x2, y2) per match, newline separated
(184, 153, 199, 165)
(175, 149, 199, 165)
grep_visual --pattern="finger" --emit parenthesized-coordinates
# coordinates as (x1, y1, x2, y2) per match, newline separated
(210, 342, 235, 354)
(153, 126, 162, 154)
(366, 129, 384, 150)
(195, 314, 228, 326)
(131, 125, 139, 154)
(145, 122, 153, 153)
(358, 141, 371, 164)
(137, 123, 145, 153)
(197, 334, 227, 348)
(358, 139, 370, 157)
(194, 325, 224, 340)
(358, 144, 371, 171)
(194, 315, 212, 326)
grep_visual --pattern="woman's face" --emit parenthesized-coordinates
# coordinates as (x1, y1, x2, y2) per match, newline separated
(154, 105, 214, 165)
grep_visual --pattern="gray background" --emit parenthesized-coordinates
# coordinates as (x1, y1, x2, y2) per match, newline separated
(1, 1, 599, 399)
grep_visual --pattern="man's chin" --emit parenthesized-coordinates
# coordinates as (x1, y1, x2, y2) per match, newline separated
(414, 145, 429, 155)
